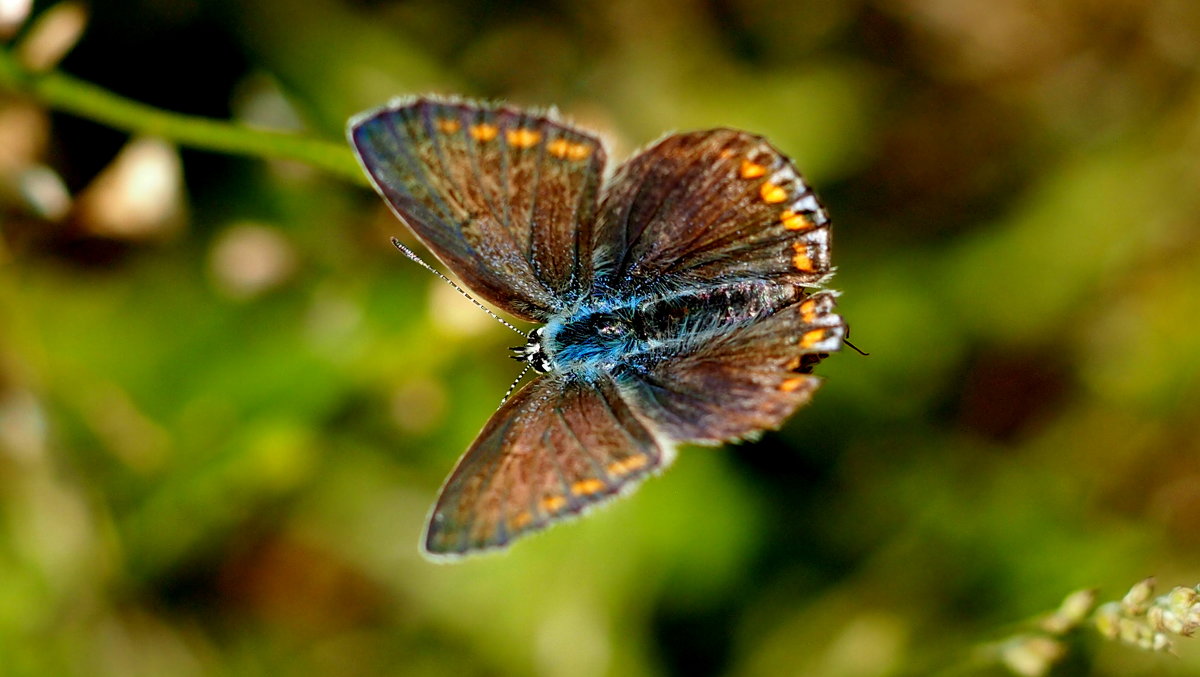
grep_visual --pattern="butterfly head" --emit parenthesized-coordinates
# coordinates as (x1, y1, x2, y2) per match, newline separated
(510, 327, 554, 373)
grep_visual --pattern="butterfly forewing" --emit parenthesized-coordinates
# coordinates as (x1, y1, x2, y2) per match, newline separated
(349, 99, 607, 320)
(424, 374, 670, 558)
(592, 129, 832, 295)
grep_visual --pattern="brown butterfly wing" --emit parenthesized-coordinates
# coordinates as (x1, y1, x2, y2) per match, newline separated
(423, 374, 671, 559)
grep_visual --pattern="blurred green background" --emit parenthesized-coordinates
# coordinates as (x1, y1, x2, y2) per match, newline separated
(2, 0, 1200, 675)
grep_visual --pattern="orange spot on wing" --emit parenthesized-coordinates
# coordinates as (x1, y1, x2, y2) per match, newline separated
(469, 123, 498, 142)
(566, 142, 593, 161)
(548, 139, 592, 161)
(548, 138, 571, 157)
(542, 495, 567, 512)
(799, 298, 818, 323)
(436, 118, 461, 134)
(607, 453, 649, 476)
(791, 242, 815, 272)
(622, 453, 648, 471)
(781, 209, 812, 231)
(784, 356, 802, 371)
(511, 511, 533, 529)
(506, 128, 541, 148)
(740, 160, 767, 179)
(779, 376, 809, 392)
(571, 478, 606, 496)
(800, 328, 825, 350)
(760, 182, 788, 204)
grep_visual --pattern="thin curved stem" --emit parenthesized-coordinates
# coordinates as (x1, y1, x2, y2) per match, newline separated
(0, 47, 367, 185)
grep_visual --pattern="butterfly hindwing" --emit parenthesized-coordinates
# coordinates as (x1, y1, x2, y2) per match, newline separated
(349, 97, 607, 320)
(619, 291, 845, 444)
(592, 129, 831, 295)
(424, 374, 670, 558)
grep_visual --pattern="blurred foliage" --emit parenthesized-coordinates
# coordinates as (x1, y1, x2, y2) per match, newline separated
(2, 0, 1200, 675)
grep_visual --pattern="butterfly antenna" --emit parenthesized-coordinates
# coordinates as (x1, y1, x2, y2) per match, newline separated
(390, 237, 526, 336)
(500, 363, 532, 407)
(842, 325, 869, 356)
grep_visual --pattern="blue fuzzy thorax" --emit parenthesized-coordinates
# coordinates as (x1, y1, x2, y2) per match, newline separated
(541, 298, 642, 372)
(540, 279, 801, 377)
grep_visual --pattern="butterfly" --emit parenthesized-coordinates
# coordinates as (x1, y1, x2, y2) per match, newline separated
(348, 96, 845, 560)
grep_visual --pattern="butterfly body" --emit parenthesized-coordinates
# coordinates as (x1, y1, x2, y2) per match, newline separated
(349, 96, 846, 559)
(539, 279, 803, 376)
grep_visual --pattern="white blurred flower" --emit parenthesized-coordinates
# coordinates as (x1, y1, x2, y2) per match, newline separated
(75, 137, 186, 239)
(15, 1, 86, 72)
(209, 222, 298, 299)
(0, 0, 32, 39)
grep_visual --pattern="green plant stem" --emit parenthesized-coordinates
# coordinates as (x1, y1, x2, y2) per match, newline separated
(0, 47, 367, 185)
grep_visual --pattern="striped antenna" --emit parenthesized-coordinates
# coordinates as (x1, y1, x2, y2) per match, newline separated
(390, 237, 526, 336)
